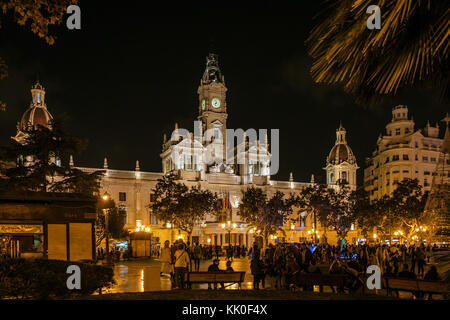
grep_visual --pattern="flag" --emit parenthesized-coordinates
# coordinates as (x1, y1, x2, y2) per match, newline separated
(226, 192, 232, 209)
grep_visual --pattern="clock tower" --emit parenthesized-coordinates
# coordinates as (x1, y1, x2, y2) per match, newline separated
(197, 53, 228, 161)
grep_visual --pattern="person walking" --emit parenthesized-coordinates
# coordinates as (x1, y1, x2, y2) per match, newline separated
(174, 243, 190, 289)
(160, 240, 172, 277)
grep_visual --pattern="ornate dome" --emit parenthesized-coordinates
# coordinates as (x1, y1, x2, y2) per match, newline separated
(327, 124, 356, 165)
(19, 81, 53, 131)
(20, 105, 53, 131)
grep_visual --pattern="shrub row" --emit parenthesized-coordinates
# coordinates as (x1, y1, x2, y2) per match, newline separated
(0, 258, 115, 299)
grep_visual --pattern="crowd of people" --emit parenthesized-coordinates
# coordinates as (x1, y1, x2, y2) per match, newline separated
(159, 239, 445, 293)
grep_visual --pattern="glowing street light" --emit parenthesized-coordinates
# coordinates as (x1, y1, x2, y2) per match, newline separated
(222, 221, 236, 248)
(101, 191, 113, 265)
(102, 192, 110, 201)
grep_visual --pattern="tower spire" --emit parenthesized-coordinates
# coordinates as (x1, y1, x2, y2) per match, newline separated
(202, 53, 222, 84)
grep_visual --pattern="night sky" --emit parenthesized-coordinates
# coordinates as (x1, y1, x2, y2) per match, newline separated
(0, 1, 447, 185)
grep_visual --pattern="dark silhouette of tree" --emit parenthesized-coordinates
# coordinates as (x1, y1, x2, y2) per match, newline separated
(0, 0, 78, 110)
(327, 185, 358, 241)
(298, 184, 332, 239)
(354, 179, 428, 241)
(0, 116, 103, 195)
(96, 198, 129, 242)
(239, 187, 298, 248)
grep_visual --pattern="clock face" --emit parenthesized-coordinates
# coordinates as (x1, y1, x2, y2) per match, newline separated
(211, 98, 221, 109)
(201, 99, 205, 110)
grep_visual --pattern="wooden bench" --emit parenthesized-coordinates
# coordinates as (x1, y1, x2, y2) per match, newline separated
(384, 277, 449, 299)
(185, 271, 246, 289)
(293, 273, 346, 292)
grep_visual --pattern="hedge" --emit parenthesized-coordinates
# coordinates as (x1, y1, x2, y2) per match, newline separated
(0, 258, 115, 299)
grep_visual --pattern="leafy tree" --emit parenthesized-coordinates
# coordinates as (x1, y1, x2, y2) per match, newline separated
(150, 173, 218, 243)
(238, 187, 298, 248)
(0, 0, 78, 110)
(327, 185, 358, 242)
(360, 179, 428, 242)
(391, 179, 428, 241)
(353, 187, 378, 237)
(96, 198, 129, 242)
(306, 0, 449, 105)
(0, 116, 103, 195)
(297, 184, 333, 239)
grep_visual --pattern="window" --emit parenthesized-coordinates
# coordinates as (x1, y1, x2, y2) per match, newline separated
(119, 192, 126, 202)
(118, 206, 128, 225)
(385, 157, 390, 163)
(423, 156, 428, 162)
(150, 193, 157, 202)
(403, 154, 409, 160)
(395, 128, 401, 135)
(149, 209, 158, 225)
(415, 142, 419, 148)
(424, 171, 430, 175)
(424, 179, 429, 187)
(405, 128, 410, 134)
(392, 155, 399, 161)
(415, 154, 418, 161)
(341, 171, 348, 182)
(431, 157, 436, 162)
(403, 170, 409, 173)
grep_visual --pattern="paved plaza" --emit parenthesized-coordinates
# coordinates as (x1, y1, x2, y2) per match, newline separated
(105, 257, 254, 293)
(99, 252, 449, 298)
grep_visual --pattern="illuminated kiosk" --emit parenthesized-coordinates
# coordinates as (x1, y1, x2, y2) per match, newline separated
(0, 192, 97, 261)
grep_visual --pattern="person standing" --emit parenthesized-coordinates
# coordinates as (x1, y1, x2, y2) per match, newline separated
(160, 240, 172, 276)
(416, 246, 426, 278)
(250, 254, 265, 290)
(193, 243, 201, 272)
(174, 243, 190, 289)
(410, 246, 417, 274)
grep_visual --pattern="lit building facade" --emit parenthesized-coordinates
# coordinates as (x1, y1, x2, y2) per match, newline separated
(364, 105, 444, 201)
(12, 54, 362, 248)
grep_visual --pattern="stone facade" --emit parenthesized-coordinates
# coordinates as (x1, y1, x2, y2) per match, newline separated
(12, 54, 362, 248)
(364, 105, 444, 201)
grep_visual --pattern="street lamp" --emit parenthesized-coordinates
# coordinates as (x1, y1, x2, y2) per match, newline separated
(102, 192, 113, 266)
(221, 220, 234, 249)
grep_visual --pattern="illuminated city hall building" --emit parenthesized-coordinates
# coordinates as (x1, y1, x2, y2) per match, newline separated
(364, 105, 445, 201)
(13, 54, 361, 249)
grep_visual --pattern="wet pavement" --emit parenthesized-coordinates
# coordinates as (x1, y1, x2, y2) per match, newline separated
(100, 253, 449, 299)
(104, 257, 254, 293)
